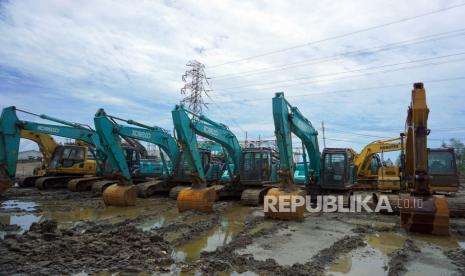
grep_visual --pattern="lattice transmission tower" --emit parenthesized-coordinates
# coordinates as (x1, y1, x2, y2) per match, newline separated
(180, 60, 211, 114)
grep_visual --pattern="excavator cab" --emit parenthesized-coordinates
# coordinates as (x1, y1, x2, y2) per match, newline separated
(428, 148, 458, 193)
(320, 148, 356, 190)
(171, 148, 219, 183)
(48, 144, 96, 175)
(240, 147, 277, 186)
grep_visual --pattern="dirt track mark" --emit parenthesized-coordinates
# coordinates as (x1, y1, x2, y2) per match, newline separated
(387, 239, 420, 276)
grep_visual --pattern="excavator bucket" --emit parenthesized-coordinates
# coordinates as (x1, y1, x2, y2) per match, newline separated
(102, 184, 138, 206)
(264, 188, 306, 221)
(400, 195, 449, 235)
(177, 186, 216, 213)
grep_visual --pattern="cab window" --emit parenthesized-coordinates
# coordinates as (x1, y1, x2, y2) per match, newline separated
(428, 151, 455, 174)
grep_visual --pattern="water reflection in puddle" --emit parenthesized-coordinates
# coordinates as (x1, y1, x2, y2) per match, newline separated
(174, 205, 251, 263)
(140, 208, 179, 231)
(0, 213, 42, 239)
(1, 200, 39, 211)
(329, 231, 464, 275)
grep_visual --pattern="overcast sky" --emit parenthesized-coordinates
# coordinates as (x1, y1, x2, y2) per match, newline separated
(1, 0, 465, 155)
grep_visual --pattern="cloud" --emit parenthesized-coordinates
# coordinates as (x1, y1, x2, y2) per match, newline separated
(1, 0, 465, 153)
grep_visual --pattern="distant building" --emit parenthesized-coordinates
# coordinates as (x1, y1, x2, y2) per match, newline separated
(18, 150, 42, 161)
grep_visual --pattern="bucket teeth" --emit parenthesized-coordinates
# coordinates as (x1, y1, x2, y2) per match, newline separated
(264, 188, 306, 221)
(103, 184, 137, 206)
(400, 195, 449, 235)
(177, 187, 216, 213)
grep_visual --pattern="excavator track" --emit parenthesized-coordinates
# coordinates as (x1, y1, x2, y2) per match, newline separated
(35, 176, 78, 190)
(137, 179, 167, 198)
(240, 187, 271, 206)
(91, 180, 118, 195)
(444, 192, 465, 218)
(18, 176, 42, 188)
(67, 176, 104, 192)
(169, 185, 189, 199)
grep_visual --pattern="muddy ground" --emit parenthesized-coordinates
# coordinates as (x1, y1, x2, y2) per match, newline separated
(1, 185, 465, 275)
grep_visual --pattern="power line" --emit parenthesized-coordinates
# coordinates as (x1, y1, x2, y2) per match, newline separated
(212, 57, 465, 95)
(208, 76, 465, 104)
(212, 28, 465, 79)
(209, 2, 465, 68)
(216, 51, 465, 91)
(325, 138, 369, 145)
(325, 127, 393, 139)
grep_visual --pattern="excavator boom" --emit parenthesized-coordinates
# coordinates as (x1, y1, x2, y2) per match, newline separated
(268, 92, 320, 220)
(93, 109, 181, 206)
(400, 83, 449, 235)
(172, 104, 238, 212)
(20, 130, 57, 167)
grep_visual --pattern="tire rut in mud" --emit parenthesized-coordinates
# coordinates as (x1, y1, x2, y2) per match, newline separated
(386, 239, 420, 276)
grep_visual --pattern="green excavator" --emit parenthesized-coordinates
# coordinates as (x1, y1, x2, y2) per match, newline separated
(172, 104, 278, 212)
(93, 108, 223, 206)
(268, 92, 357, 220)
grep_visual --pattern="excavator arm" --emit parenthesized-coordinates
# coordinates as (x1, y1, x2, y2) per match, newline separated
(272, 92, 320, 187)
(94, 109, 180, 184)
(0, 107, 21, 192)
(192, 115, 242, 181)
(20, 130, 57, 166)
(172, 104, 231, 212)
(171, 105, 208, 186)
(400, 83, 449, 235)
(354, 137, 401, 178)
(267, 92, 320, 221)
(94, 109, 181, 206)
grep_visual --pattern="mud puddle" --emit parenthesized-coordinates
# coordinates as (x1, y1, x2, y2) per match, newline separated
(0, 196, 176, 238)
(328, 231, 463, 275)
(173, 204, 252, 263)
(1, 200, 39, 212)
(139, 206, 179, 231)
(39, 197, 174, 228)
(237, 214, 355, 266)
(0, 200, 42, 238)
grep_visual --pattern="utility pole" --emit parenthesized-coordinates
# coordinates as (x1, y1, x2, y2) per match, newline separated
(322, 121, 326, 148)
(180, 60, 211, 114)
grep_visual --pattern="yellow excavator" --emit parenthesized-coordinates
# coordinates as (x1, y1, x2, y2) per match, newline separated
(355, 137, 458, 194)
(0, 106, 101, 191)
(353, 137, 402, 190)
(399, 82, 449, 235)
(18, 130, 97, 188)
